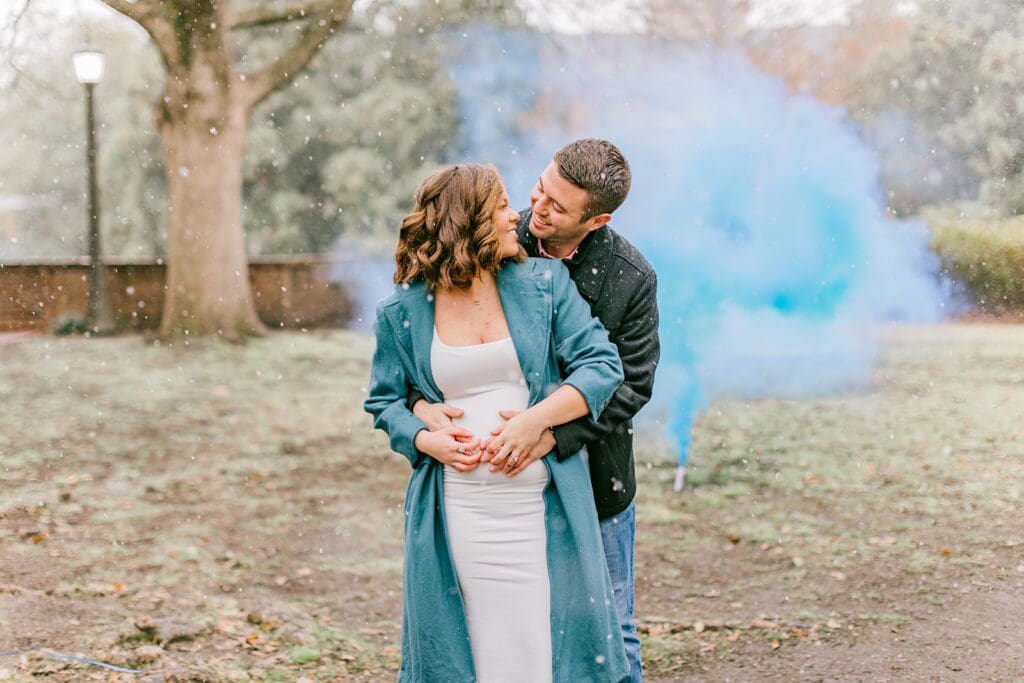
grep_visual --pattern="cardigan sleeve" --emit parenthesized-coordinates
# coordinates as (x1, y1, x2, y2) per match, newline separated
(552, 268, 659, 460)
(363, 301, 429, 468)
(549, 265, 624, 422)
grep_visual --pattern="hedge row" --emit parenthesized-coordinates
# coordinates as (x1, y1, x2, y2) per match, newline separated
(928, 215, 1024, 312)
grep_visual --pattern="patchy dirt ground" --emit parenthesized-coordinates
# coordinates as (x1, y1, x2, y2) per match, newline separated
(1, 324, 1022, 681)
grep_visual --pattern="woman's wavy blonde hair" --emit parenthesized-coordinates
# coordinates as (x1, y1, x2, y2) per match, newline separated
(394, 163, 526, 289)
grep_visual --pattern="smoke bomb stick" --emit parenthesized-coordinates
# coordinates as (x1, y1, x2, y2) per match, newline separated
(673, 466, 686, 492)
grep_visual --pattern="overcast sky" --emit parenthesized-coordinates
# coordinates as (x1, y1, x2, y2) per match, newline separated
(518, 0, 862, 34)
(3, 0, 865, 35)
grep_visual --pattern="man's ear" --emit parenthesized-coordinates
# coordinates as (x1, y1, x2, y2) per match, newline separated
(586, 212, 612, 233)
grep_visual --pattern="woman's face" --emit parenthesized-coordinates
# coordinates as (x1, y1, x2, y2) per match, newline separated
(492, 184, 521, 259)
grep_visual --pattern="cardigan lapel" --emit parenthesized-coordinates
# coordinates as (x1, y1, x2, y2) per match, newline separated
(496, 262, 551, 398)
(392, 282, 444, 403)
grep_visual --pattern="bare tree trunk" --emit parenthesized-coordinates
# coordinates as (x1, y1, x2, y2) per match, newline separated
(153, 20, 265, 342)
(159, 100, 265, 342)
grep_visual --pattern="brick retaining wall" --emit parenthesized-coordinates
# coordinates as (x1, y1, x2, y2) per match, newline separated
(0, 256, 351, 332)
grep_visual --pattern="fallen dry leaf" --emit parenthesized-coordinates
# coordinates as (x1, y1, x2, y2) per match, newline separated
(217, 619, 241, 634)
(750, 619, 780, 629)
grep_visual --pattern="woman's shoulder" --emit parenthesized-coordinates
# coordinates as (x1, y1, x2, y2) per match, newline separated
(377, 280, 428, 314)
(386, 279, 429, 299)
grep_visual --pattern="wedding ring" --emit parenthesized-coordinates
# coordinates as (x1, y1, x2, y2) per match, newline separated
(456, 445, 466, 454)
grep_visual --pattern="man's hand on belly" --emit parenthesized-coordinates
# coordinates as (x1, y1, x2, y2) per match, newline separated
(483, 410, 555, 477)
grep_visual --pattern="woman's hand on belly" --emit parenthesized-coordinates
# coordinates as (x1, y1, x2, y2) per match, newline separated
(412, 399, 465, 431)
(414, 426, 482, 472)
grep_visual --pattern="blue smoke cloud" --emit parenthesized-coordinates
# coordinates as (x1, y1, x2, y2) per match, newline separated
(443, 28, 949, 467)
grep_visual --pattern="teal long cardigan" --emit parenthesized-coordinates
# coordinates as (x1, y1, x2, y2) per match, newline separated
(364, 258, 629, 682)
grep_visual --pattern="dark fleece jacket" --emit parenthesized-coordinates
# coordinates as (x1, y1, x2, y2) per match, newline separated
(518, 209, 660, 519)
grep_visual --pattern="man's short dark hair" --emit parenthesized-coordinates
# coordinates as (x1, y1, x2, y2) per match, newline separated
(554, 138, 631, 219)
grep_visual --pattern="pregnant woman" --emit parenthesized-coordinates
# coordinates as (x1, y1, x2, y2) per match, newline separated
(364, 163, 628, 682)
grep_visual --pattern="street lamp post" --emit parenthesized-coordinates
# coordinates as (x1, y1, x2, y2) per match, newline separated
(73, 49, 116, 335)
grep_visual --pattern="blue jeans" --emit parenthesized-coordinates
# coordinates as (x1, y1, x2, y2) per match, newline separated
(600, 501, 642, 682)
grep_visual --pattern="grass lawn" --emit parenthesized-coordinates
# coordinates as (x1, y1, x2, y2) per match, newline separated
(1, 323, 1022, 681)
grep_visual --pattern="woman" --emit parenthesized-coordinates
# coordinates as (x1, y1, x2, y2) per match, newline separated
(364, 163, 629, 682)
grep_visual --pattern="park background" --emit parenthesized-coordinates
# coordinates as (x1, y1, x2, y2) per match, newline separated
(1, 0, 1023, 681)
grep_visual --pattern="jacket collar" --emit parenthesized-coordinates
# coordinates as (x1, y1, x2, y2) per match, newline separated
(516, 209, 610, 303)
(565, 228, 608, 302)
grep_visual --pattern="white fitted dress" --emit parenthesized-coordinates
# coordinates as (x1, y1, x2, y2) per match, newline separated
(430, 329, 552, 683)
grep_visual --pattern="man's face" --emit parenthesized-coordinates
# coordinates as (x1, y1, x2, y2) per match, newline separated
(528, 162, 603, 252)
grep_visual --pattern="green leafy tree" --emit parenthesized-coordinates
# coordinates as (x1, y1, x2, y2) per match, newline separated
(241, 20, 458, 254)
(862, 1, 1024, 216)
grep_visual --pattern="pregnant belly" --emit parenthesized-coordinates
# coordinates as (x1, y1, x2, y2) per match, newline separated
(443, 383, 540, 486)
(447, 384, 529, 444)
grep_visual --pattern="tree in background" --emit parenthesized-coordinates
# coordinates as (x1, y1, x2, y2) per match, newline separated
(633, 0, 1019, 217)
(87, 0, 357, 342)
(854, 0, 1024, 216)
(770, 0, 977, 216)
(2, 1, 517, 335)
(241, 17, 459, 254)
(93, 0, 519, 342)
(0, 9, 461, 260)
(644, 0, 751, 46)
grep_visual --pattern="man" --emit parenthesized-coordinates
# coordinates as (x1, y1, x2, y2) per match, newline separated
(416, 139, 660, 681)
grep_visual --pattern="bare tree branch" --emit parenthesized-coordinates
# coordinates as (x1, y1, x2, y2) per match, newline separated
(98, 0, 160, 25)
(238, 0, 354, 109)
(98, 0, 178, 74)
(0, 0, 30, 88)
(1, 0, 32, 60)
(3, 58, 53, 94)
(229, 0, 344, 30)
(3, 0, 32, 38)
(0, 0, 67, 97)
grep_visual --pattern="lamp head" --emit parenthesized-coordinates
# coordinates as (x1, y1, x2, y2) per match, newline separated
(73, 50, 105, 85)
